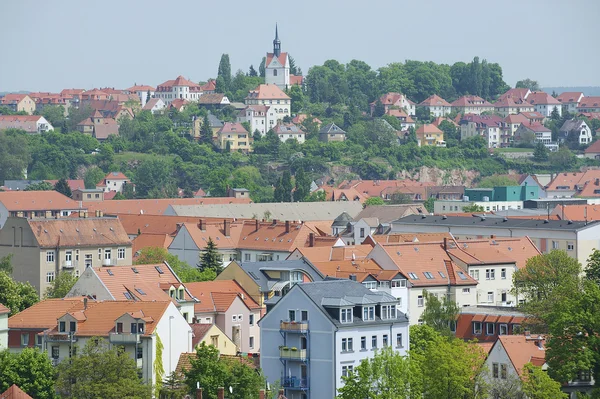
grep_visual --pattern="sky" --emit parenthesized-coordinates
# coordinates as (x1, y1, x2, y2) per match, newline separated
(1, 0, 599, 93)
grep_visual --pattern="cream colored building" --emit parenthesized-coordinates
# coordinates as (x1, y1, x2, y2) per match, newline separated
(0, 304, 8, 349)
(0, 217, 132, 296)
(215, 122, 252, 152)
(191, 323, 237, 355)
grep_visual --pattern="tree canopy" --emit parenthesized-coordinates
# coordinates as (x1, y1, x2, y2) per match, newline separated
(0, 271, 39, 315)
(0, 348, 56, 399)
(134, 247, 215, 283)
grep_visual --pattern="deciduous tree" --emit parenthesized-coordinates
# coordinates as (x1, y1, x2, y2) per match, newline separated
(533, 142, 549, 162)
(521, 363, 567, 399)
(515, 78, 541, 91)
(24, 181, 54, 191)
(421, 290, 459, 337)
(363, 196, 384, 206)
(84, 166, 106, 189)
(0, 348, 56, 399)
(0, 271, 39, 315)
(477, 175, 519, 188)
(45, 271, 77, 298)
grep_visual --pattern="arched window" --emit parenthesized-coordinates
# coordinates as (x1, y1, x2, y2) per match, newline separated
(273, 69, 278, 76)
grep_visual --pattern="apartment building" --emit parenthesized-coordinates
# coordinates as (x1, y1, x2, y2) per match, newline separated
(0, 191, 82, 228)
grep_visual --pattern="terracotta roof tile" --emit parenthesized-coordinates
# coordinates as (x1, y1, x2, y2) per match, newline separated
(551, 204, 600, 221)
(497, 335, 546, 376)
(419, 94, 451, 107)
(370, 232, 452, 244)
(578, 97, 600, 108)
(0, 384, 34, 399)
(117, 214, 240, 236)
(246, 84, 290, 100)
(311, 258, 382, 282)
(556, 92, 583, 103)
(132, 233, 173, 254)
(238, 221, 321, 252)
(9, 298, 87, 329)
(175, 352, 257, 377)
(186, 280, 259, 312)
(0, 303, 11, 314)
(584, 140, 600, 154)
(0, 190, 79, 212)
(83, 197, 252, 216)
(28, 218, 130, 248)
(448, 237, 541, 269)
(416, 124, 443, 135)
(190, 323, 212, 347)
(182, 221, 242, 250)
(526, 91, 560, 106)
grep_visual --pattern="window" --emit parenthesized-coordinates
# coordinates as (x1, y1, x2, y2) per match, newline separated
(381, 305, 396, 319)
(567, 242, 574, 251)
(423, 272, 434, 279)
(238, 314, 243, 321)
(486, 323, 495, 335)
(552, 241, 559, 249)
(487, 291, 494, 303)
(118, 248, 126, 260)
(21, 333, 29, 347)
(382, 334, 388, 347)
(244, 253, 251, 261)
(85, 254, 92, 268)
(104, 249, 111, 261)
(359, 228, 365, 238)
(485, 269, 495, 280)
(501, 268, 506, 279)
(70, 321, 76, 332)
(52, 346, 59, 359)
(301, 310, 308, 321)
(342, 338, 353, 352)
(391, 279, 406, 288)
(500, 364, 507, 379)
(137, 346, 143, 359)
(340, 308, 352, 323)
(473, 322, 482, 335)
(363, 306, 375, 321)
(499, 324, 508, 335)
(363, 281, 377, 289)
(360, 336, 366, 350)
(578, 370, 592, 382)
(289, 310, 296, 322)
(462, 288, 470, 294)
(396, 333, 403, 347)
(98, 248, 102, 260)
(492, 363, 499, 378)
(249, 336, 255, 349)
(371, 335, 377, 348)
(46, 272, 55, 283)
(408, 272, 419, 279)
(470, 270, 479, 280)
(46, 251, 55, 263)
(116, 322, 123, 333)
(417, 295, 424, 307)
(65, 250, 72, 262)
(342, 365, 354, 378)
(232, 315, 237, 322)
(249, 314, 254, 326)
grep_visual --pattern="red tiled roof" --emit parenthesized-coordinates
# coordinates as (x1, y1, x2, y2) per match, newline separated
(103, 171, 129, 181)
(83, 197, 252, 216)
(0, 384, 34, 399)
(200, 79, 216, 92)
(416, 124, 443, 135)
(0, 94, 31, 103)
(290, 75, 303, 86)
(578, 97, 600, 108)
(0, 303, 10, 314)
(132, 233, 173, 255)
(497, 335, 546, 376)
(126, 85, 155, 92)
(0, 115, 44, 122)
(186, 280, 260, 312)
(237, 221, 322, 252)
(451, 95, 493, 107)
(28, 218, 130, 248)
(246, 84, 290, 100)
(584, 140, 600, 154)
(498, 88, 530, 102)
(157, 76, 201, 90)
(448, 237, 541, 269)
(0, 190, 79, 211)
(556, 92, 583, 103)
(419, 94, 450, 107)
(265, 52, 288, 68)
(218, 122, 248, 135)
(526, 91, 560, 106)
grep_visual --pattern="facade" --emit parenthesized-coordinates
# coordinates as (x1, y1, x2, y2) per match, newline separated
(556, 92, 584, 114)
(455, 306, 527, 342)
(72, 188, 104, 202)
(415, 124, 445, 147)
(526, 91, 562, 117)
(434, 200, 525, 214)
(0, 216, 132, 295)
(559, 119, 593, 145)
(0, 115, 54, 134)
(464, 185, 539, 202)
(260, 280, 409, 399)
(319, 123, 346, 142)
(237, 105, 275, 136)
(0, 304, 8, 349)
(418, 94, 451, 117)
(155, 76, 203, 105)
(76, 111, 119, 141)
(125, 85, 155, 107)
(215, 122, 252, 152)
(0, 190, 82, 228)
(96, 171, 130, 193)
(514, 123, 554, 148)
(142, 98, 165, 114)
(494, 97, 535, 117)
(584, 139, 600, 159)
(459, 114, 505, 148)
(577, 97, 600, 113)
(244, 84, 290, 128)
(190, 323, 237, 355)
(273, 122, 306, 143)
(0, 94, 36, 114)
(450, 95, 494, 115)
(370, 92, 416, 116)
(197, 93, 231, 108)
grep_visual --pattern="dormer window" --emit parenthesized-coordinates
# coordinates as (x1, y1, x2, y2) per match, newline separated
(169, 287, 175, 298)
(363, 306, 375, 321)
(340, 308, 352, 323)
(381, 305, 396, 320)
(131, 322, 144, 334)
(178, 287, 185, 300)
(59, 321, 66, 332)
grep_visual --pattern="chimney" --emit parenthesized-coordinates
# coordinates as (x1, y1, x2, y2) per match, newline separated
(272, 219, 278, 225)
(490, 234, 495, 239)
(309, 233, 315, 247)
(259, 389, 265, 399)
(224, 220, 230, 237)
(196, 388, 203, 399)
(95, 210, 100, 217)
(285, 220, 290, 233)
(84, 297, 88, 310)
(443, 237, 447, 251)
(217, 387, 224, 399)
(255, 219, 259, 232)
(198, 219, 205, 231)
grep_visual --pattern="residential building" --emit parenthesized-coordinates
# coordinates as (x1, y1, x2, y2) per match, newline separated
(125, 84, 155, 107)
(0, 190, 82, 228)
(142, 98, 165, 114)
(577, 97, 600, 113)
(72, 188, 104, 202)
(292, 114, 322, 127)
(450, 95, 494, 115)
(584, 140, 600, 159)
(455, 306, 527, 342)
(215, 259, 324, 308)
(319, 123, 346, 142)
(514, 123, 555, 150)
(273, 122, 306, 143)
(244, 84, 290, 129)
(155, 76, 203, 105)
(0, 304, 8, 349)
(0, 115, 54, 134)
(556, 92, 584, 114)
(237, 105, 274, 136)
(76, 110, 119, 141)
(0, 216, 132, 295)
(10, 299, 191, 387)
(367, 242, 477, 324)
(66, 262, 196, 322)
(418, 95, 451, 117)
(545, 170, 600, 198)
(503, 114, 529, 143)
(190, 323, 237, 355)
(260, 280, 409, 399)
(559, 119, 593, 145)
(317, 186, 367, 204)
(526, 91, 562, 117)
(497, 88, 531, 103)
(80, 89, 110, 102)
(415, 124, 445, 147)
(84, 99, 134, 120)
(494, 97, 534, 117)
(385, 108, 415, 130)
(215, 122, 252, 152)
(169, 98, 189, 111)
(96, 171, 130, 194)
(0, 94, 35, 114)
(197, 93, 231, 108)
(168, 220, 241, 269)
(389, 215, 600, 265)
(370, 92, 416, 116)
(185, 280, 261, 353)
(459, 114, 505, 148)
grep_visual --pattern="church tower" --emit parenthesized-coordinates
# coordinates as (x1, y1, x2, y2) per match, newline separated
(265, 24, 289, 90)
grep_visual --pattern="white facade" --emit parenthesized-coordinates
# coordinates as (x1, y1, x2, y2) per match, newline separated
(239, 248, 291, 263)
(464, 264, 518, 306)
(265, 55, 290, 90)
(144, 98, 165, 114)
(408, 285, 477, 325)
(0, 311, 7, 349)
(427, 105, 452, 117)
(483, 339, 522, 390)
(135, 90, 154, 107)
(534, 103, 562, 117)
(237, 106, 279, 136)
(434, 200, 525, 214)
(352, 219, 378, 245)
(278, 131, 305, 144)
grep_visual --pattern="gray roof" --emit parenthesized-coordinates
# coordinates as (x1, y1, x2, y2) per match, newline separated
(1, 180, 43, 190)
(238, 259, 324, 292)
(356, 204, 424, 223)
(393, 214, 600, 231)
(207, 113, 223, 128)
(319, 123, 346, 135)
(460, 305, 527, 317)
(332, 211, 354, 226)
(167, 202, 364, 221)
(559, 119, 587, 133)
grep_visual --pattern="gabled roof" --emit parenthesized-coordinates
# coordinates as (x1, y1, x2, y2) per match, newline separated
(551, 204, 600, 221)
(217, 122, 248, 135)
(142, 98, 164, 111)
(496, 335, 546, 377)
(198, 93, 229, 105)
(186, 280, 260, 312)
(419, 94, 450, 107)
(179, 221, 242, 250)
(246, 84, 290, 100)
(157, 76, 201, 89)
(294, 245, 374, 263)
(578, 97, 600, 108)
(200, 79, 216, 92)
(0, 384, 34, 399)
(28, 217, 130, 248)
(132, 233, 173, 254)
(526, 91, 560, 106)
(273, 122, 304, 134)
(416, 124, 443, 135)
(265, 52, 288, 69)
(556, 92, 583, 103)
(498, 88, 530, 103)
(368, 232, 452, 244)
(311, 258, 382, 282)
(319, 186, 366, 203)
(504, 113, 529, 124)
(9, 297, 87, 329)
(451, 95, 493, 107)
(546, 170, 600, 192)
(319, 123, 346, 135)
(332, 211, 354, 226)
(0, 303, 10, 315)
(126, 84, 155, 92)
(584, 139, 600, 154)
(236, 259, 324, 292)
(104, 171, 129, 181)
(117, 214, 238, 236)
(0, 94, 32, 104)
(0, 190, 79, 211)
(521, 123, 550, 133)
(447, 237, 541, 269)
(460, 114, 504, 127)
(237, 221, 322, 252)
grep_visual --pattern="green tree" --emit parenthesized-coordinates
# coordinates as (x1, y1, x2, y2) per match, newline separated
(45, 271, 77, 298)
(305, 190, 326, 202)
(477, 175, 518, 188)
(67, 105, 93, 132)
(0, 130, 31, 183)
(363, 196, 385, 206)
(24, 181, 54, 191)
(549, 146, 576, 170)
(405, 126, 418, 144)
(550, 106, 561, 122)
(0, 271, 39, 315)
(183, 343, 228, 399)
(515, 79, 541, 91)
(462, 203, 485, 213)
(134, 247, 215, 283)
(423, 197, 435, 213)
(388, 192, 413, 204)
(54, 177, 72, 198)
(280, 170, 293, 202)
(586, 249, 600, 286)
(146, 90, 151, 105)
(84, 167, 106, 189)
(259, 57, 266, 78)
(521, 363, 567, 399)
(415, 107, 431, 122)
(248, 65, 258, 77)
(533, 141, 549, 162)
(0, 348, 57, 398)
(96, 143, 115, 171)
(293, 168, 311, 202)
(160, 371, 187, 399)
(56, 337, 151, 398)
(217, 54, 232, 93)
(0, 254, 12, 274)
(372, 100, 385, 117)
(421, 290, 459, 337)
(200, 114, 213, 145)
(134, 158, 176, 198)
(200, 237, 223, 275)
(40, 105, 66, 131)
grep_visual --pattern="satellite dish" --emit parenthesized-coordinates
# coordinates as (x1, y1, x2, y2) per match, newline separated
(229, 386, 233, 394)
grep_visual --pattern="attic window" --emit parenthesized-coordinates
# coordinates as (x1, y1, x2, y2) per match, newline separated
(107, 269, 114, 276)
(155, 266, 164, 274)
(131, 267, 138, 274)
(457, 271, 468, 280)
(439, 271, 446, 278)
(408, 272, 418, 279)
(135, 288, 146, 295)
(124, 292, 133, 300)
(423, 272, 434, 279)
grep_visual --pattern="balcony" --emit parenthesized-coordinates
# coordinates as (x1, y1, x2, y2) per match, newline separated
(46, 333, 77, 343)
(109, 333, 140, 344)
(282, 377, 308, 389)
(103, 258, 116, 266)
(280, 321, 308, 333)
(279, 347, 308, 361)
(62, 260, 76, 269)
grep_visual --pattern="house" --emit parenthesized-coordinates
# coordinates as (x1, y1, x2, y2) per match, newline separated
(556, 92, 584, 114)
(455, 306, 527, 342)
(450, 96, 494, 115)
(142, 98, 166, 114)
(125, 84, 155, 107)
(459, 114, 505, 148)
(227, 188, 250, 199)
(96, 171, 130, 194)
(504, 114, 530, 140)
(370, 92, 416, 116)
(498, 88, 531, 103)
(545, 170, 600, 198)
(76, 111, 119, 141)
(66, 262, 196, 322)
(243, 84, 291, 133)
(200, 79, 216, 94)
(273, 122, 306, 143)
(385, 108, 415, 130)
(189, 323, 237, 355)
(0, 115, 54, 134)
(197, 93, 231, 108)
(85, 100, 134, 120)
(0, 304, 9, 349)
(80, 89, 110, 102)
(389, 214, 600, 266)
(577, 97, 600, 113)
(215, 122, 252, 152)
(415, 124, 445, 147)
(215, 259, 325, 308)
(584, 139, 600, 159)
(0, 94, 35, 114)
(0, 216, 132, 295)
(0, 385, 33, 398)
(494, 97, 535, 118)
(514, 123, 555, 150)
(132, 233, 173, 256)
(155, 76, 203, 105)
(418, 95, 451, 117)
(526, 91, 562, 117)
(185, 280, 261, 353)
(319, 123, 346, 142)
(237, 105, 273, 136)
(317, 186, 367, 203)
(168, 220, 242, 269)
(291, 114, 322, 127)
(367, 242, 477, 324)
(550, 204, 600, 221)
(0, 190, 82, 228)
(559, 119, 593, 145)
(260, 279, 409, 399)
(10, 299, 191, 387)
(72, 188, 104, 202)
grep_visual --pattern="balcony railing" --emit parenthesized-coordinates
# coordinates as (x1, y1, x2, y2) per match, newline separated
(62, 260, 76, 269)
(109, 333, 140, 344)
(282, 377, 308, 389)
(279, 347, 308, 361)
(46, 333, 77, 343)
(280, 321, 308, 333)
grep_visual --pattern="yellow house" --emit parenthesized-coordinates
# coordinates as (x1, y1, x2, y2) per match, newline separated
(191, 323, 237, 355)
(0, 94, 36, 115)
(416, 123, 445, 147)
(216, 122, 252, 153)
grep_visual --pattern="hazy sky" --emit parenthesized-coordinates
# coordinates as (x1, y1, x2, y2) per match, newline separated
(1, 0, 599, 92)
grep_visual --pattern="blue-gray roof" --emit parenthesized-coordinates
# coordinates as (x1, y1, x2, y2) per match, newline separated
(238, 259, 324, 292)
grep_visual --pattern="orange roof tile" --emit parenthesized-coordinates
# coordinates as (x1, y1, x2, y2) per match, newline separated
(319, 186, 367, 203)
(132, 233, 173, 254)
(556, 92, 583, 103)
(0, 303, 11, 314)
(311, 258, 382, 282)
(0, 384, 34, 399)
(0, 190, 80, 211)
(578, 97, 600, 108)
(546, 170, 600, 192)
(9, 298, 87, 329)
(246, 84, 290, 100)
(419, 94, 451, 107)
(175, 352, 257, 377)
(186, 280, 260, 312)
(83, 197, 252, 216)
(238, 221, 321, 252)
(416, 124, 443, 135)
(182, 221, 242, 250)
(448, 237, 541, 269)
(551, 204, 600, 221)
(28, 218, 130, 248)
(497, 335, 546, 376)
(190, 323, 212, 346)
(117, 214, 241, 236)
(584, 139, 600, 154)
(370, 232, 452, 244)
(526, 91, 560, 106)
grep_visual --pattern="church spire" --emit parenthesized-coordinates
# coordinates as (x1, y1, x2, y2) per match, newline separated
(273, 24, 281, 57)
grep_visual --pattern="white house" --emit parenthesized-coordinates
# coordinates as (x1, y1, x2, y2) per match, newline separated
(526, 92, 562, 117)
(237, 105, 275, 136)
(418, 95, 452, 117)
(273, 122, 306, 144)
(577, 97, 600, 113)
(96, 172, 130, 194)
(155, 76, 203, 105)
(557, 92, 584, 114)
(242, 84, 291, 136)
(459, 114, 507, 149)
(142, 98, 166, 114)
(125, 85, 155, 107)
(559, 119, 593, 145)
(0, 115, 54, 134)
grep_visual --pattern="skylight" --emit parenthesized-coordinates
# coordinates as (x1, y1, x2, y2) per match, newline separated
(457, 271, 468, 280)
(438, 271, 446, 278)
(408, 272, 418, 279)
(155, 266, 164, 274)
(123, 292, 133, 300)
(107, 269, 113, 276)
(135, 288, 146, 295)
(131, 267, 138, 274)
(423, 272, 434, 279)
